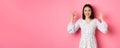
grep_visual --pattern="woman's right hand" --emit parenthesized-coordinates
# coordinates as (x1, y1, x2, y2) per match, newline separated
(71, 11, 77, 22)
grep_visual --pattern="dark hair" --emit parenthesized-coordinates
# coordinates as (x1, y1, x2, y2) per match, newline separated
(82, 4, 94, 20)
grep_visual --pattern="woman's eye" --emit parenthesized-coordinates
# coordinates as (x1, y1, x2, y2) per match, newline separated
(84, 10, 87, 12)
(88, 9, 91, 11)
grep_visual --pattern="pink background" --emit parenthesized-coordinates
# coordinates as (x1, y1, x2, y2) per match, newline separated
(0, 0, 120, 48)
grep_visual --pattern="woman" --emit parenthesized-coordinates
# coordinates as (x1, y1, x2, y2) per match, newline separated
(67, 4, 108, 48)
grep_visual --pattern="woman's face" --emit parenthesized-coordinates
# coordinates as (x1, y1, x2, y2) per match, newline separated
(84, 7, 92, 18)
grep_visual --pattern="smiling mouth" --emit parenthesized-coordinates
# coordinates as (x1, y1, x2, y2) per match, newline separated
(86, 15, 90, 16)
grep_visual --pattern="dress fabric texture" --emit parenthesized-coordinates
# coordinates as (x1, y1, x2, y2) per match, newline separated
(67, 18, 108, 48)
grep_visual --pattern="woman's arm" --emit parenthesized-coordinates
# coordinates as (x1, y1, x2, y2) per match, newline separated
(67, 11, 80, 34)
(97, 13, 108, 34)
(67, 19, 80, 34)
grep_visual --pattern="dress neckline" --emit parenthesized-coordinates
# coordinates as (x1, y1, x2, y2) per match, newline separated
(82, 19, 95, 25)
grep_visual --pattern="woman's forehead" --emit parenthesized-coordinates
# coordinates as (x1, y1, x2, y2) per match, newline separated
(84, 7, 91, 9)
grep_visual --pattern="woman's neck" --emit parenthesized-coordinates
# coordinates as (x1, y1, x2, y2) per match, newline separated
(85, 17, 91, 24)
(85, 17, 91, 20)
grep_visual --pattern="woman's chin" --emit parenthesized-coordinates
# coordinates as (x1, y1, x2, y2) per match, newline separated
(86, 16, 90, 18)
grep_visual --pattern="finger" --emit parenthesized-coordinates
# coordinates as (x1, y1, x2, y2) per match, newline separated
(99, 12, 104, 20)
(73, 11, 77, 16)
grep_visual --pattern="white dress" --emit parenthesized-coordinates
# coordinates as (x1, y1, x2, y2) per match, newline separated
(67, 18, 108, 48)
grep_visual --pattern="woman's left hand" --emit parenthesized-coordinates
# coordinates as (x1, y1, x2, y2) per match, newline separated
(99, 12, 103, 20)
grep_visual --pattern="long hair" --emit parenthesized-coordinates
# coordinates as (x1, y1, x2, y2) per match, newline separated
(82, 4, 94, 20)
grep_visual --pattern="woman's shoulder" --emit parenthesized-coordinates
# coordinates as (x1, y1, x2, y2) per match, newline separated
(92, 18, 100, 23)
(93, 18, 99, 21)
(75, 18, 83, 23)
(77, 18, 83, 21)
